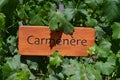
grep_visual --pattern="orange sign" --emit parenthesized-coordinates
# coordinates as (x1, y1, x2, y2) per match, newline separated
(18, 26, 95, 56)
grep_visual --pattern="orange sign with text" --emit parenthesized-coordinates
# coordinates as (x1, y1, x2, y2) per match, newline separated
(18, 26, 95, 56)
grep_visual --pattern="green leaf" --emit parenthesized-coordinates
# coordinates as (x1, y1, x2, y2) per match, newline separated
(7, 36, 17, 55)
(2, 63, 13, 79)
(107, 54, 116, 66)
(56, 73, 64, 79)
(85, 17, 98, 27)
(30, 14, 44, 25)
(64, 8, 74, 21)
(49, 12, 59, 30)
(49, 11, 74, 34)
(88, 45, 96, 55)
(85, 0, 98, 9)
(96, 39, 112, 57)
(47, 75, 58, 80)
(111, 22, 120, 39)
(102, 0, 119, 21)
(70, 74, 81, 80)
(27, 60, 38, 70)
(95, 61, 115, 75)
(116, 50, 120, 63)
(62, 59, 102, 80)
(80, 9, 89, 16)
(5, 55, 21, 70)
(49, 51, 62, 67)
(6, 73, 17, 80)
(85, 64, 102, 80)
(6, 71, 30, 80)
(16, 71, 30, 80)
(0, 13, 5, 31)
(2, 55, 35, 80)
(19, 0, 23, 4)
(95, 0, 104, 5)
(7, 35, 16, 46)
(116, 78, 120, 80)
(20, 64, 35, 80)
(61, 21, 74, 34)
(62, 59, 80, 76)
(95, 26, 105, 41)
(17, 5, 27, 19)
(0, 0, 9, 9)
(0, 37, 4, 48)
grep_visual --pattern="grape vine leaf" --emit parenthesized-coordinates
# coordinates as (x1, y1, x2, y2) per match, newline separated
(116, 50, 120, 63)
(2, 63, 13, 79)
(62, 59, 102, 80)
(5, 54, 21, 70)
(6, 73, 17, 80)
(49, 11, 74, 34)
(64, 8, 74, 21)
(26, 60, 38, 71)
(62, 59, 80, 76)
(85, 17, 98, 27)
(95, 61, 115, 75)
(85, 0, 98, 9)
(0, 13, 5, 31)
(96, 39, 112, 58)
(111, 22, 120, 39)
(6, 71, 30, 80)
(49, 51, 62, 67)
(102, 0, 119, 21)
(30, 14, 44, 25)
(48, 75, 58, 80)
(0, 0, 8, 9)
(2, 55, 35, 80)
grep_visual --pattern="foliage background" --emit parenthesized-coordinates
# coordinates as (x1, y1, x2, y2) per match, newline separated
(0, 0, 120, 80)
